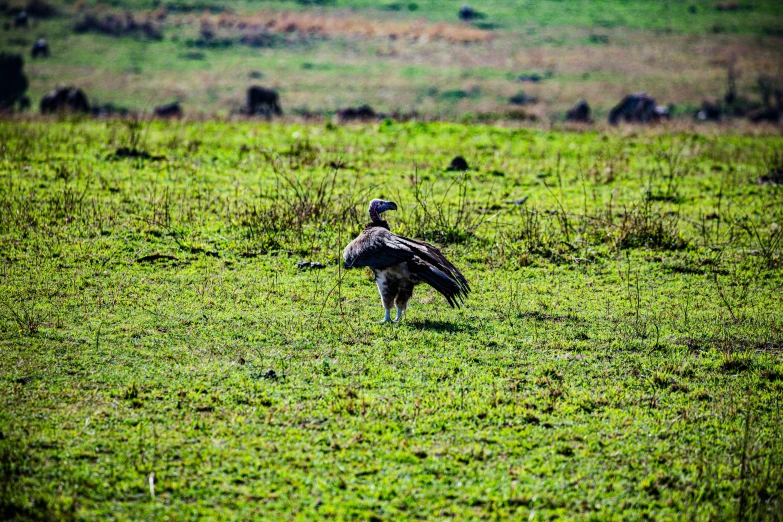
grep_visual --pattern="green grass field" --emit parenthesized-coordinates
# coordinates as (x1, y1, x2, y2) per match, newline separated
(2, 0, 782, 119)
(1, 119, 782, 519)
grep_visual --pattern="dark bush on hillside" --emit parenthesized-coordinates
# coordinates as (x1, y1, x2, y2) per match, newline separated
(336, 105, 376, 122)
(24, 0, 56, 18)
(747, 107, 780, 124)
(239, 32, 278, 48)
(509, 91, 537, 106)
(440, 87, 480, 102)
(185, 37, 233, 48)
(154, 101, 183, 118)
(517, 73, 543, 83)
(0, 53, 28, 111)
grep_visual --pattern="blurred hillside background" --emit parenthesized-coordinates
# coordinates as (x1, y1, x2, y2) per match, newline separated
(1, 0, 782, 122)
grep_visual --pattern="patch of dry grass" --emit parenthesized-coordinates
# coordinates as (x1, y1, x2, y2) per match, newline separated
(127, 7, 496, 45)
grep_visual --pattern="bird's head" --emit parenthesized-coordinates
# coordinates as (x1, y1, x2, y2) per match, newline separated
(368, 199, 398, 223)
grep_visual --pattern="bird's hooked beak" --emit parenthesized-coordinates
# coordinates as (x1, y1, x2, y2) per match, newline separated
(369, 199, 398, 222)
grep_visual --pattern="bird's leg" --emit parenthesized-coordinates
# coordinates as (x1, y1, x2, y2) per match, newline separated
(376, 309, 392, 324)
(392, 307, 404, 323)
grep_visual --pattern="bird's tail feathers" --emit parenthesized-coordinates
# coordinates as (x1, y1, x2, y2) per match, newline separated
(409, 259, 469, 308)
(399, 237, 470, 293)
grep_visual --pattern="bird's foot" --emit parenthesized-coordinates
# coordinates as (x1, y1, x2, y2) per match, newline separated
(392, 308, 404, 323)
(376, 310, 392, 324)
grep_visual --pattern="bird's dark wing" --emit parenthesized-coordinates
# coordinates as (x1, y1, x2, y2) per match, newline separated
(343, 227, 416, 270)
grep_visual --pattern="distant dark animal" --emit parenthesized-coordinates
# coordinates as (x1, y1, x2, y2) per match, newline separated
(747, 107, 780, 124)
(0, 53, 29, 111)
(517, 74, 542, 83)
(458, 5, 484, 21)
(154, 101, 182, 118)
(40, 87, 90, 114)
(246, 86, 282, 116)
(336, 105, 376, 122)
(14, 11, 28, 28)
(565, 99, 591, 122)
(31, 38, 49, 58)
(343, 199, 470, 323)
(696, 100, 721, 121)
(608, 93, 668, 125)
(446, 156, 469, 171)
(509, 91, 537, 106)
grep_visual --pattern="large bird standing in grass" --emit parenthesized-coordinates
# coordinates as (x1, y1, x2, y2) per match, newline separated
(343, 199, 470, 323)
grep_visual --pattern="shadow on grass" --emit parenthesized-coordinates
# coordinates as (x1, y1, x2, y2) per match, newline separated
(407, 319, 474, 333)
(0, 437, 65, 521)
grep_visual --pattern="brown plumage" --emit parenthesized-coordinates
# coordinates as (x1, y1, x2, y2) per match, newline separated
(343, 199, 470, 323)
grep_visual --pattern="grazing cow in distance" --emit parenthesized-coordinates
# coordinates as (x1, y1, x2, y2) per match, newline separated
(608, 93, 669, 125)
(565, 99, 591, 122)
(31, 38, 50, 58)
(246, 86, 282, 117)
(40, 87, 90, 114)
(154, 101, 182, 118)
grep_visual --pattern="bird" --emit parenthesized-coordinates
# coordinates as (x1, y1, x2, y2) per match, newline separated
(343, 199, 470, 323)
